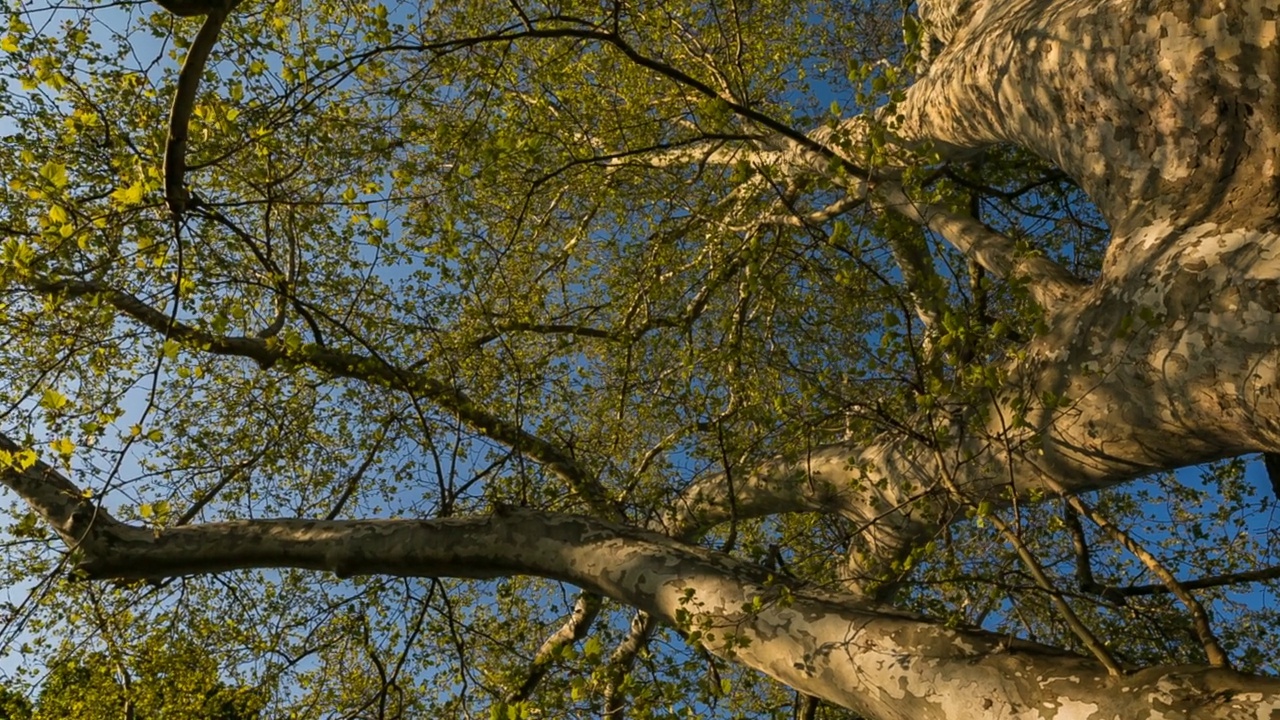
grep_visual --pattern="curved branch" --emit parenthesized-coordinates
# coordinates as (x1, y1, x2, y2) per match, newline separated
(163, 0, 241, 216)
(505, 592, 601, 704)
(254, 208, 298, 339)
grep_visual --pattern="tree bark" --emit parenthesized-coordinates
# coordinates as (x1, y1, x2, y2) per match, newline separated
(671, 0, 1280, 599)
(34, 494, 1280, 719)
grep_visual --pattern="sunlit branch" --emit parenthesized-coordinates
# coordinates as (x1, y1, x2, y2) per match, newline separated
(595, 136, 770, 171)
(0, 469, 1103, 716)
(505, 592, 601, 704)
(875, 183, 1087, 311)
(603, 610, 653, 719)
(162, 0, 243, 217)
(0, 424, 1273, 715)
(882, 221, 945, 335)
(752, 194, 865, 228)
(984, 509, 1124, 676)
(1094, 565, 1280, 597)
(1061, 493, 1228, 667)
(659, 454, 846, 540)
(0, 432, 110, 545)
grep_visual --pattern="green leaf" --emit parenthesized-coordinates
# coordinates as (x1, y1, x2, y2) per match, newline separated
(40, 388, 68, 411)
(38, 161, 67, 189)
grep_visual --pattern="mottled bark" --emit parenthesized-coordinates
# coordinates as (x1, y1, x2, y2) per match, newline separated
(673, 0, 1280, 585)
(653, 0, 1280, 713)
(19, 474, 1280, 719)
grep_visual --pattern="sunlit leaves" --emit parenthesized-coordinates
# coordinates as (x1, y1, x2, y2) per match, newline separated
(39, 389, 68, 412)
(37, 162, 66, 190)
(0, 447, 37, 472)
(128, 425, 164, 443)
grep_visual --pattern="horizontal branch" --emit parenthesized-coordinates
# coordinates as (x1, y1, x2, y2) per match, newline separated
(2, 422, 1278, 717)
(3, 456, 1273, 719)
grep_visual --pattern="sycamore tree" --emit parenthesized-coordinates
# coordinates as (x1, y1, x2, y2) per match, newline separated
(2, 0, 1280, 717)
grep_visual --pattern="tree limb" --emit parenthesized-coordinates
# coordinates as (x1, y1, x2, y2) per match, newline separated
(2, 418, 1278, 717)
(505, 592, 601, 704)
(162, 0, 242, 217)
(876, 182, 1086, 311)
(0, 442, 1274, 719)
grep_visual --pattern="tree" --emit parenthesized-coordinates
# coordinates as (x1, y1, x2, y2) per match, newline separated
(30, 647, 263, 720)
(0, 641, 260, 720)
(1, 0, 1279, 717)
(0, 687, 31, 720)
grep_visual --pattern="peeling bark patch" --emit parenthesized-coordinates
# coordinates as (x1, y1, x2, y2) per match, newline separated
(1042, 698, 1100, 719)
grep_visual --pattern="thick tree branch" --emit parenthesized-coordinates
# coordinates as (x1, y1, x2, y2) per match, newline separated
(0, 434, 112, 546)
(162, 0, 242, 217)
(1, 446, 1274, 720)
(661, 221, 1280, 597)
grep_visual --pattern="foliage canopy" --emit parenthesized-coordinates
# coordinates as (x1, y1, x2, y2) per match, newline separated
(0, 0, 1277, 717)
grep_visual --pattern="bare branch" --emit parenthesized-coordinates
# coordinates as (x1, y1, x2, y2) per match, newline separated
(1062, 493, 1228, 667)
(1096, 565, 1280, 597)
(254, 206, 298, 339)
(753, 194, 865, 228)
(984, 511, 1124, 676)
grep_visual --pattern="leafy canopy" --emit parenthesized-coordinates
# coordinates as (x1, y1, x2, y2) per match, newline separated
(0, 0, 1275, 717)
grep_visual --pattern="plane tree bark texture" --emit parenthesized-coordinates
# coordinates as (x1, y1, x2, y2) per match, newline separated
(5, 0, 1280, 718)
